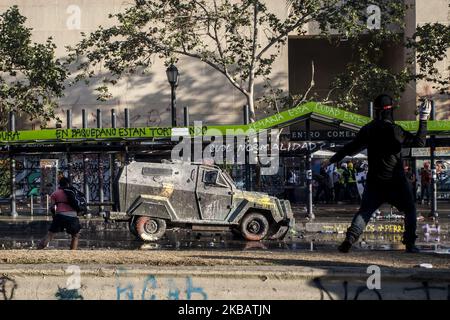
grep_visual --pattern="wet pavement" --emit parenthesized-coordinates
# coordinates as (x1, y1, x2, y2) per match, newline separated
(0, 225, 449, 254)
(0, 202, 449, 254)
(292, 202, 450, 220)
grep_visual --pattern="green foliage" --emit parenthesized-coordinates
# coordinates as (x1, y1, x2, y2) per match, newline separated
(70, 0, 449, 117)
(408, 22, 450, 95)
(317, 1, 449, 110)
(314, 1, 409, 110)
(69, 0, 344, 120)
(0, 6, 67, 129)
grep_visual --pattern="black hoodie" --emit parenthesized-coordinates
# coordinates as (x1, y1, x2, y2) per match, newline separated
(329, 118, 427, 183)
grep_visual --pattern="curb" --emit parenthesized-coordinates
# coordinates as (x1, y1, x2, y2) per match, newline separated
(1, 264, 450, 281)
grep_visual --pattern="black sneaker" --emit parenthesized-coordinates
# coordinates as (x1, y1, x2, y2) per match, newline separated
(405, 244, 421, 253)
(338, 240, 352, 253)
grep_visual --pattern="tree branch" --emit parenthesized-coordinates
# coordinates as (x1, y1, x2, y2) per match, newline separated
(248, 0, 259, 94)
(297, 60, 315, 105)
(256, 15, 310, 61)
(256, 2, 341, 61)
(172, 48, 248, 95)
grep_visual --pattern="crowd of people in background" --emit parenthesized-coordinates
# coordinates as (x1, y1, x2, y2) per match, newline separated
(403, 161, 439, 206)
(313, 159, 447, 206)
(313, 160, 366, 205)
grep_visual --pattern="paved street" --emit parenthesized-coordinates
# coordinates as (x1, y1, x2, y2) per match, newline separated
(0, 203, 448, 300)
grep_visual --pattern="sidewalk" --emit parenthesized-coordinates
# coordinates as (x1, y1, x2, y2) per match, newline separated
(1, 250, 449, 300)
(292, 203, 450, 220)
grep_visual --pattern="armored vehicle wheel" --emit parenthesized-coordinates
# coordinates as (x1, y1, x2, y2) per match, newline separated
(240, 213, 269, 241)
(135, 216, 167, 241)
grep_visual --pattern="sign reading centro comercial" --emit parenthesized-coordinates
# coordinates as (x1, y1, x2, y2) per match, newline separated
(291, 130, 357, 141)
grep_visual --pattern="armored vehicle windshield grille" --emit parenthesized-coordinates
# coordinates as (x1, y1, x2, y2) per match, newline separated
(142, 167, 173, 176)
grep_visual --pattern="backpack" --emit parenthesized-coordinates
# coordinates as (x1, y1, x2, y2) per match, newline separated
(63, 186, 87, 215)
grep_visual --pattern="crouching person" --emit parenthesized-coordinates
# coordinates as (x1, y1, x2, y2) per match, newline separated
(38, 177, 81, 250)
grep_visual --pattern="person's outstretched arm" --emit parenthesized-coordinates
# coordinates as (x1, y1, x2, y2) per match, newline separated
(395, 100, 431, 147)
(329, 126, 369, 164)
(395, 120, 427, 147)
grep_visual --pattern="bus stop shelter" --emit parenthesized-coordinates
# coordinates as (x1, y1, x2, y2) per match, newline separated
(1, 102, 448, 219)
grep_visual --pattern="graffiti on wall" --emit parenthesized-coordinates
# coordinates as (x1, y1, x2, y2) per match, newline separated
(55, 265, 84, 300)
(2, 273, 450, 300)
(312, 278, 450, 300)
(0, 276, 17, 300)
(116, 268, 208, 300)
(321, 223, 405, 234)
(55, 287, 84, 300)
(69, 154, 112, 202)
(0, 154, 114, 202)
(0, 157, 11, 197)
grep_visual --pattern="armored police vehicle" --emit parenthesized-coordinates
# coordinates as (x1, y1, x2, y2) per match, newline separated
(107, 160, 294, 242)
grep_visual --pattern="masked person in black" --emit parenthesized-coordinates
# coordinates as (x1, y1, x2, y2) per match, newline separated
(328, 94, 431, 253)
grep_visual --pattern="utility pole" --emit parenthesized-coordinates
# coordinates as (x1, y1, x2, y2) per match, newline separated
(9, 111, 17, 217)
(306, 118, 314, 220)
(97, 110, 104, 214)
(67, 110, 73, 184)
(430, 100, 438, 219)
(244, 105, 251, 191)
(184, 106, 189, 127)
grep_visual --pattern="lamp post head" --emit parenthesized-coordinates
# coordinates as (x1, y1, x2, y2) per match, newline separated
(166, 64, 179, 87)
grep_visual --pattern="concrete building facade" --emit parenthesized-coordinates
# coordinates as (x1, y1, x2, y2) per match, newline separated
(0, 0, 448, 130)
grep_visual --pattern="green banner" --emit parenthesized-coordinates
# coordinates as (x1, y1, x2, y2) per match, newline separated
(0, 102, 448, 144)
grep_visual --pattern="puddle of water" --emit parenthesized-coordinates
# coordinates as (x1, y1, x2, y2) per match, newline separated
(0, 228, 448, 252)
(0, 230, 329, 251)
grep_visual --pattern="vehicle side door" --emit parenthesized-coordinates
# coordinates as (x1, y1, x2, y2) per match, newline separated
(195, 167, 233, 221)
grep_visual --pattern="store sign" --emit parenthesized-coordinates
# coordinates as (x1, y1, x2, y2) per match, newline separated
(411, 148, 430, 157)
(277, 140, 337, 153)
(0, 102, 448, 145)
(290, 130, 357, 141)
(411, 147, 450, 157)
(437, 147, 450, 156)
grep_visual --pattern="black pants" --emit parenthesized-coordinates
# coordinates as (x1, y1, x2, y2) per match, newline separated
(314, 184, 331, 203)
(333, 183, 342, 202)
(345, 178, 417, 245)
(411, 183, 417, 202)
(421, 184, 431, 203)
(346, 182, 360, 203)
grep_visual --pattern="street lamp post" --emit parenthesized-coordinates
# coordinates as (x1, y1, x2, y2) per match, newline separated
(430, 100, 438, 219)
(166, 64, 179, 127)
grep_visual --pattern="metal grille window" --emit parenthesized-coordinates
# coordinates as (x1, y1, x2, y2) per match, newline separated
(142, 167, 173, 177)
